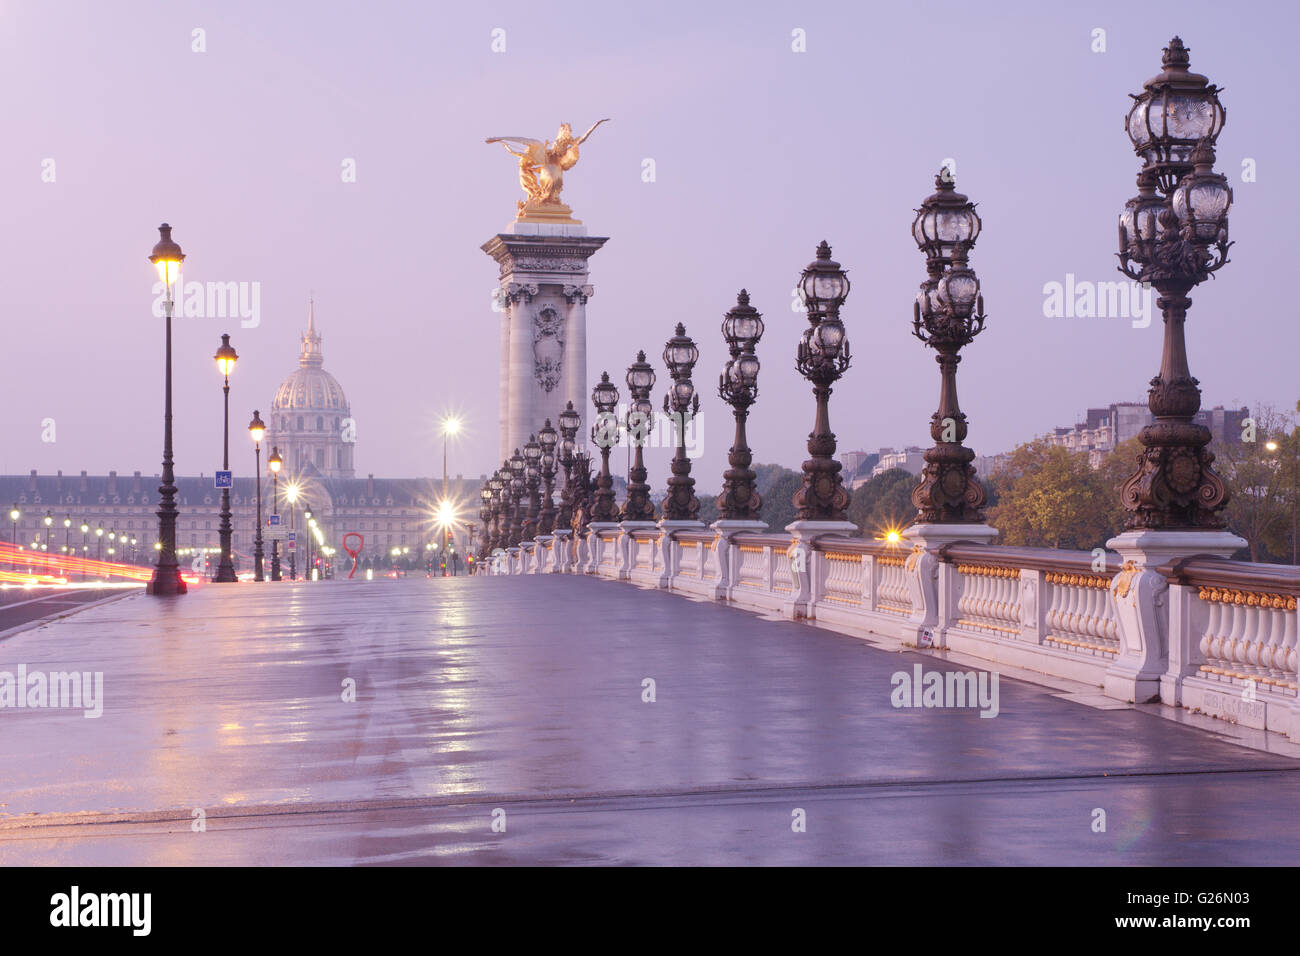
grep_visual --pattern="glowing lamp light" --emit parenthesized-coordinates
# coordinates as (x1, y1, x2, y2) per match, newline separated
(885, 530, 901, 544)
(248, 410, 266, 444)
(214, 333, 238, 377)
(149, 223, 185, 286)
(442, 415, 462, 437)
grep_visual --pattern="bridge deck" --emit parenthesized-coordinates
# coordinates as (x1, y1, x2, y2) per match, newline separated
(1, 575, 1296, 865)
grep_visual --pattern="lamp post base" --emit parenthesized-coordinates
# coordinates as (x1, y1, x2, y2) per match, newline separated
(147, 564, 188, 596)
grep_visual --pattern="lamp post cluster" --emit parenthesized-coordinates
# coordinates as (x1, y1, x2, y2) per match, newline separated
(1115, 36, 1234, 531)
(909, 173, 988, 524)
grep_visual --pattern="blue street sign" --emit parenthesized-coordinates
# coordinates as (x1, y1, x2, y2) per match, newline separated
(214, 470, 232, 488)
(269, 514, 281, 526)
(288, 532, 296, 543)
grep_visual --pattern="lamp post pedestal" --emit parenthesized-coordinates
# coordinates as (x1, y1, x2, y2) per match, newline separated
(549, 528, 573, 573)
(1105, 528, 1246, 705)
(655, 519, 705, 589)
(710, 520, 769, 602)
(782, 519, 859, 620)
(616, 520, 657, 581)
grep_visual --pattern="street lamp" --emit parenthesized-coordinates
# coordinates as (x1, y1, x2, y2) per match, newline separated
(522, 434, 542, 541)
(910, 175, 989, 523)
(440, 415, 461, 562)
(8, 505, 18, 570)
(62, 515, 71, 556)
(79, 522, 89, 581)
(96, 523, 104, 564)
(249, 410, 266, 581)
(213, 333, 239, 582)
(304, 508, 314, 581)
(620, 352, 657, 522)
(1116, 38, 1233, 531)
(717, 290, 765, 521)
(43, 510, 52, 550)
(661, 323, 702, 521)
(285, 483, 299, 580)
(508, 448, 526, 547)
(557, 401, 581, 533)
(268, 447, 282, 581)
(793, 242, 852, 521)
(589, 372, 620, 523)
(147, 223, 187, 596)
(537, 419, 559, 535)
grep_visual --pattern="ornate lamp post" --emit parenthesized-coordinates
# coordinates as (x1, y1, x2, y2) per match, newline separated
(43, 511, 52, 551)
(79, 521, 88, 582)
(909, 174, 989, 525)
(620, 352, 657, 522)
(661, 324, 702, 521)
(1115, 37, 1234, 533)
(212, 334, 239, 582)
(792, 242, 852, 522)
(147, 223, 187, 596)
(556, 402, 581, 533)
(268, 447, 282, 581)
(62, 515, 71, 556)
(8, 506, 17, 571)
(589, 373, 620, 523)
(96, 522, 103, 563)
(508, 448, 526, 548)
(717, 290, 765, 522)
(537, 419, 559, 536)
(248, 410, 266, 581)
(522, 435, 542, 541)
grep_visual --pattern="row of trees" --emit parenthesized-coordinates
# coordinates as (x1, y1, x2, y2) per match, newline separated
(688, 401, 1299, 563)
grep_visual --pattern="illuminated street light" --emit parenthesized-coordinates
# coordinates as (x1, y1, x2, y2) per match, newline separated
(147, 223, 188, 596)
(268, 447, 282, 581)
(249, 410, 266, 581)
(213, 333, 239, 583)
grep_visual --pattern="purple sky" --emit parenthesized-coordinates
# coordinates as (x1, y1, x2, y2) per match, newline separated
(2, 0, 1295, 490)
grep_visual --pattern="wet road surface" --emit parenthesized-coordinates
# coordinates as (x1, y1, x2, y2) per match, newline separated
(0, 575, 1296, 864)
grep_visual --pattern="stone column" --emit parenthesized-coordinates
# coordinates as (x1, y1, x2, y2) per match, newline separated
(483, 226, 607, 461)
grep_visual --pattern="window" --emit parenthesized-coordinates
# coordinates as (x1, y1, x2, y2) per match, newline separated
(316, 416, 324, 431)
(316, 449, 325, 468)
(297, 416, 304, 431)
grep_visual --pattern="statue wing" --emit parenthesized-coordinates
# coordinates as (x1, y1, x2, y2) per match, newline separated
(573, 119, 610, 146)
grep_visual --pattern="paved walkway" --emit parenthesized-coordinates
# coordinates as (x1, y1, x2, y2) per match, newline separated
(0, 575, 1297, 864)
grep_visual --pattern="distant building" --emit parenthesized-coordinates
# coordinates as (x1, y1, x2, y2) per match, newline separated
(840, 450, 880, 489)
(0, 469, 485, 573)
(1047, 402, 1248, 468)
(871, 446, 926, 478)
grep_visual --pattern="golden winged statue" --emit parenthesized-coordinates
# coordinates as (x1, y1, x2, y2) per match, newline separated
(486, 119, 610, 221)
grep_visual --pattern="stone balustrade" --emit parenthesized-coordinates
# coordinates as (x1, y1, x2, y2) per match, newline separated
(486, 526, 1300, 739)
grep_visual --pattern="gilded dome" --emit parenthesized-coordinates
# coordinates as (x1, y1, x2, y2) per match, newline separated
(271, 301, 350, 413)
(273, 367, 349, 412)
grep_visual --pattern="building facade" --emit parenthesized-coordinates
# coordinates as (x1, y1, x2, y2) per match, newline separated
(4, 302, 485, 575)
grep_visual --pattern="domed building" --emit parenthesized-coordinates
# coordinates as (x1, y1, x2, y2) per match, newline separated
(267, 301, 356, 479)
